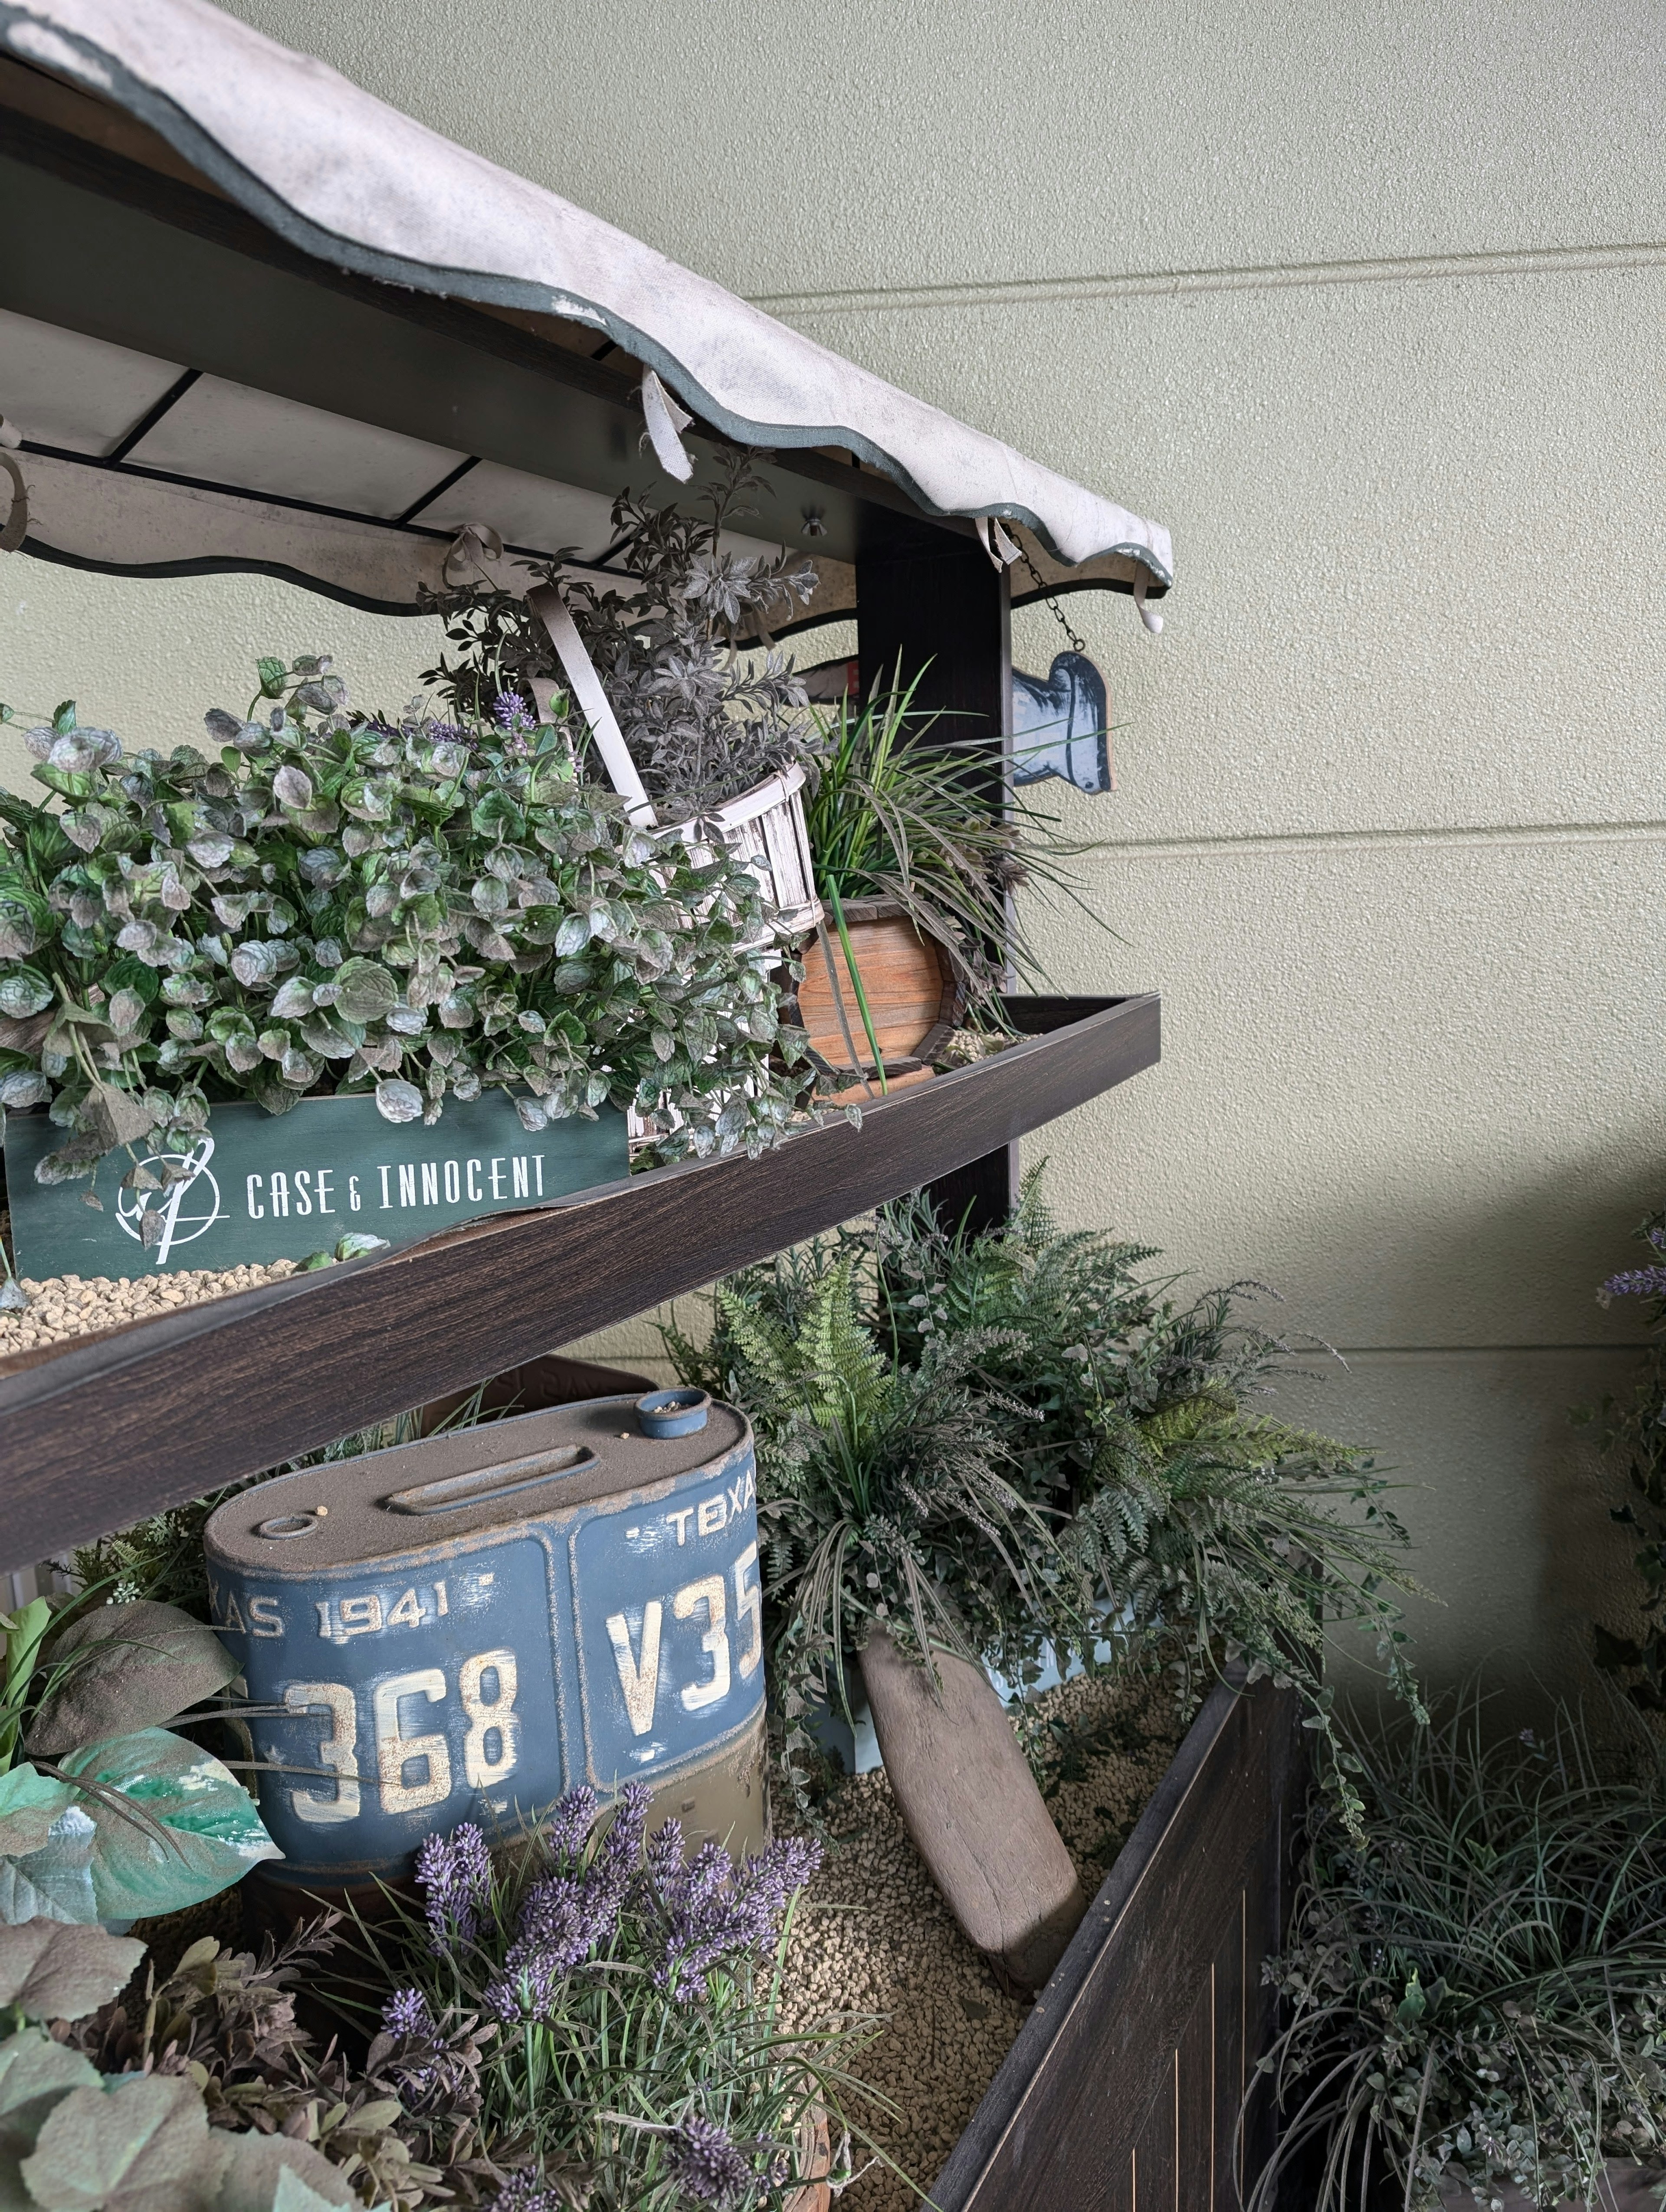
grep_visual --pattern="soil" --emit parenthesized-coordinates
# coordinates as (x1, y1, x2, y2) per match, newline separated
(0, 1260, 300, 1359)
(776, 1667, 1185, 2212)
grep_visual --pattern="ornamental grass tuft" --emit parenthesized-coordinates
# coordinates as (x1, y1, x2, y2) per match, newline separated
(1252, 1693, 1666, 2212)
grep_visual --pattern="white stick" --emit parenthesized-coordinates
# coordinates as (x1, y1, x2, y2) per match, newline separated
(527, 583, 658, 826)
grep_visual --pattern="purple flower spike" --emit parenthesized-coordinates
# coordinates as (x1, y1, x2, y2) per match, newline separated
(1603, 1264, 1666, 1301)
(541, 1785, 600, 1868)
(492, 690, 535, 734)
(416, 1821, 492, 1945)
(669, 2114, 755, 2205)
(382, 1986, 434, 2040)
(656, 1832, 823, 2000)
(643, 1814, 686, 1896)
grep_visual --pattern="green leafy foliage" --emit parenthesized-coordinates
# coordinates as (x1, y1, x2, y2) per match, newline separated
(666, 1170, 1422, 1818)
(802, 677, 1112, 1023)
(423, 457, 820, 817)
(666, 1246, 1069, 1735)
(0, 654, 810, 1188)
(1581, 1204, 1666, 1708)
(0, 1916, 446, 2210)
(0, 1601, 275, 1928)
(1252, 1696, 1666, 2212)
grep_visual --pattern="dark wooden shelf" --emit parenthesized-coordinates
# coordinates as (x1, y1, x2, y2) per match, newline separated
(0, 992, 1157, 1570)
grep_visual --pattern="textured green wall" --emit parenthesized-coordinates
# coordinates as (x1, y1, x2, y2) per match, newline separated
(5, 0, 1660, 1707)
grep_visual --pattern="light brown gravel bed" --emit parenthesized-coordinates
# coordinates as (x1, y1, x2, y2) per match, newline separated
(778, 1670, 1184, 2212)
(0, 1260, 300, 1358)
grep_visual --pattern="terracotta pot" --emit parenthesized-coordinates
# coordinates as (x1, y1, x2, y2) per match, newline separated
(813, 1059, 935, 1108)
(796, 901, 963, 1073)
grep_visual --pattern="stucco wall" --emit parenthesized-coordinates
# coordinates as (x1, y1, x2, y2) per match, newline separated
(5, 0, 1659, 1707)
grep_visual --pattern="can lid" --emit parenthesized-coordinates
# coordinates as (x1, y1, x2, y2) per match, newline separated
(204, 1394, 750, 1571)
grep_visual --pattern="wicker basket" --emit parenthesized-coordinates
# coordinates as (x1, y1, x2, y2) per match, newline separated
(707, 762, 821, 938)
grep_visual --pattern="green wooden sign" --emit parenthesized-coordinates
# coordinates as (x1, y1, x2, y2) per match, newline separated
(3, 1092, 629, 1281)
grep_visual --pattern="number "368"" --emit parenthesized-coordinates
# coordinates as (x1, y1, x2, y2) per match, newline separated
(284, 1646, 518, 1824)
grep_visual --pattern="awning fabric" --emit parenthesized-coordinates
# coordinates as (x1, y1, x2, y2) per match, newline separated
(0, 0, 1173, 606)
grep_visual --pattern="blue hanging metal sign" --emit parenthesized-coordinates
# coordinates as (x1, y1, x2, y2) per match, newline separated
(1011, 651, 1113, 794)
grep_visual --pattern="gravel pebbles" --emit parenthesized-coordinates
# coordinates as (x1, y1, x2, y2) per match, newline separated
(0, 1260, 301, 1360)
(777, 1669, 1183, 2212)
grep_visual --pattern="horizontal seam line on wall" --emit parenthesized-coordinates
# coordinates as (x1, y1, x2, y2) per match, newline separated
(1097, 818, 1666, 861)
(749, 236, 1666, 317)
(1321, 1344, 1649, 1358)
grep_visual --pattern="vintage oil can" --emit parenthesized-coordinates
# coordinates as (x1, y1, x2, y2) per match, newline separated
(203, 1391, 766, 1894)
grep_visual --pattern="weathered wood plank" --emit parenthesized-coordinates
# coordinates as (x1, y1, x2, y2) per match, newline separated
(0, 993, 1156, 1570)
(1213, 1898, 1250, 2209)
(1176, 1967, 1217, 2209)
(929, 1674, 1305, 2212)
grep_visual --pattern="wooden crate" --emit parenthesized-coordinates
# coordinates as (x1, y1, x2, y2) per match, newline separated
(932, 1672, 1306, 2212)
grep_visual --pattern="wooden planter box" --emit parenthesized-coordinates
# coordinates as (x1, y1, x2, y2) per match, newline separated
(932, 1672, 1305, 2212)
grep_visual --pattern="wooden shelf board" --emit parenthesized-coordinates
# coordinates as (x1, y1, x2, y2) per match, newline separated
(0, 993, 1157, 1569)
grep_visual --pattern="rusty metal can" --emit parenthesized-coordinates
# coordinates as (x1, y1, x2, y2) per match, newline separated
(203, 1392, 765, 1891)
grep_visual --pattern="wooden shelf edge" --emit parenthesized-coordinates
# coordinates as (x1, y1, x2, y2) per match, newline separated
(0, 992, 1158, 1568)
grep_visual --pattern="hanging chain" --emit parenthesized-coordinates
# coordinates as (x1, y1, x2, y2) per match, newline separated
(1018, 549, 1088, 656)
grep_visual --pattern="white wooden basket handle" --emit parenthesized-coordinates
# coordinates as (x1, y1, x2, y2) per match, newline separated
(527, 582, 658, 826)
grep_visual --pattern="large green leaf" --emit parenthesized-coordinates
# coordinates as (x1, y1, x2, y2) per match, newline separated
(58, 1733, 279, 1924)
(0, 1811, 97, 1929)
(210, 2137, 358, 2212)
(27, 1607, 237, 1758)
(19, 2072, 225, 2212)
(0, 2032, 101, 2207)
(0, 1923, 143, 2023)
(0, 1775, 73, 1863)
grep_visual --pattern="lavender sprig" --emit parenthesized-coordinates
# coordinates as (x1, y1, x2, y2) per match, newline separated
(485, 1786, 655, 2021)
(416, 1820, 492, 1945)
(1601, 1265, 1666, 1304)
(381, 1986, 434, 2040)
(667, 2113, 758, 2205)
(656, 1832, 823, 2002)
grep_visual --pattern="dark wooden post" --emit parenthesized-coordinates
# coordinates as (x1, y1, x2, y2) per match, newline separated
(856, 508, 1016, 1235)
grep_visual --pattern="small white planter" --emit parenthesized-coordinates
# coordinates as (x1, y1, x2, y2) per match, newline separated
(706, 762, 821, 938)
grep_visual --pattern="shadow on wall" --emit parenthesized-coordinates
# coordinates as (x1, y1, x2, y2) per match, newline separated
(1275, 1341, 1646, 1738)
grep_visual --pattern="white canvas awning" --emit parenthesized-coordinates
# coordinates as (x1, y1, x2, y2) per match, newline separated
(0, 0, 1173, 618)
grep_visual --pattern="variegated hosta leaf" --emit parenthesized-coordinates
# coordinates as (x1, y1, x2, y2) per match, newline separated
(0, 1806, 97, 1926)
(0, 1771, 74, 1862)
(57, 1730, 279, 1924)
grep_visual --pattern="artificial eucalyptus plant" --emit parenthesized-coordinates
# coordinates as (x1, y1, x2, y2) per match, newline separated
(0, 1914, 478, 2210)
(423, 458, 821, 818)
(0, 652, 811, 1202)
